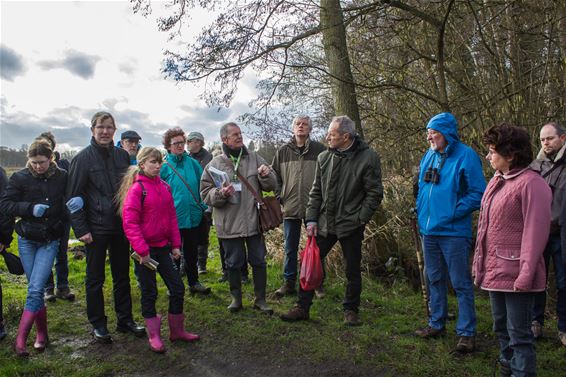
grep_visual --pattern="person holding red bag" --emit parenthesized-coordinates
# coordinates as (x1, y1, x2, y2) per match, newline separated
(281, 115, 383, 326)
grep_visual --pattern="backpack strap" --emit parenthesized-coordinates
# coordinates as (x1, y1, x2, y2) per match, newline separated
(135, 180, 147, 207)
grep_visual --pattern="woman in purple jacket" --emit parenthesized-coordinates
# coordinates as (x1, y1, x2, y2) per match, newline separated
(473, 124, 551, 377)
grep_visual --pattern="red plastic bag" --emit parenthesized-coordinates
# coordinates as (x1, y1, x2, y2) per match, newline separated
(299, 236, 323, 291)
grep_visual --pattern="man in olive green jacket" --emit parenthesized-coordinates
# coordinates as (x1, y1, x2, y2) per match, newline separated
(281, 115, 383, 326)
(200, 122, 277, 314)
(272, 115, 326, 297)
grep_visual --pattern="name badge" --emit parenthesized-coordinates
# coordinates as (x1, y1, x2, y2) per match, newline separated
(232, 182, 242, 192)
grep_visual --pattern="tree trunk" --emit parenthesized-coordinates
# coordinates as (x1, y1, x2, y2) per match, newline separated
(320, 0, 364, 138)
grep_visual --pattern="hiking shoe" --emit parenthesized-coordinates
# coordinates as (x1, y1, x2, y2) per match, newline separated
(559, 331, 566, 347)
(415, 325, 446, 338)
(496, 357, 512, 377)
(274, 280, 296, 298)
(198, 267, 207, 275)
(455, 336, 476, 353)
(55, 287, 76, 301)
(531, 320, 543, 339)
(44, 288, 56, 302)
(344, 310, 361, 326)
(189, 282, 211, 295)
(314, 285, 326, 299)
(280, 305, 309, 322)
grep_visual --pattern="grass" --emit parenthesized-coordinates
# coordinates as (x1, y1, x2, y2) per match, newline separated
(0, 231, 565, 377)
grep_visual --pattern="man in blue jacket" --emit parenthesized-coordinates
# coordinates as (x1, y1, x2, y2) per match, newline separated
(415, 112, 485, 353)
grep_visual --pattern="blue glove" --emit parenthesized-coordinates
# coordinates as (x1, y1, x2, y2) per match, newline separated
(33, 204, 50, 217)
(66, 196, 84, 214)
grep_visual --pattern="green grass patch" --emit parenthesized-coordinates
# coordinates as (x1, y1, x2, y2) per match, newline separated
(0, 231, 564, 376)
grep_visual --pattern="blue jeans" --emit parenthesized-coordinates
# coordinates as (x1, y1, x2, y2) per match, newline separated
(423, 235, 476, 336)
(533, 235, 566, 332)
(46, 223, 70, 290)
(283, 219, 302, 281)
(490, 291, 536, 377)
(18, 237, 59, 312)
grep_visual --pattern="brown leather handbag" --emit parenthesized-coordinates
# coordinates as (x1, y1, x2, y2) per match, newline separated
(237, 172, 283, 232)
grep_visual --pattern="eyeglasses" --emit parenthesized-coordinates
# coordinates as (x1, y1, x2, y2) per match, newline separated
(170, 141, 185, 147)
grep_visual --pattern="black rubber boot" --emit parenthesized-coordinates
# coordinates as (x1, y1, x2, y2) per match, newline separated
(252, 267, 273, 315)
(227, 269, 243, 312)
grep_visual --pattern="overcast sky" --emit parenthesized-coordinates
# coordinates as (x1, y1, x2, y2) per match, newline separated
(0, 1, 259, 152)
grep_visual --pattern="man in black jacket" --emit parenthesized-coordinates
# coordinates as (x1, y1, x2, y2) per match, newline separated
(67, 111, 144, 343)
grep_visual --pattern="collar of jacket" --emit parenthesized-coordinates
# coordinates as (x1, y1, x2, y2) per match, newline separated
(329, 135, 364, 158)
(536, 142, 566, 163)
(289, 136, 312, 153)
(222, 143, 248, 158)
(494, 167, 530, 180)
(90, 137, 114, 157)
(167, 151, 189, 164)
(27, 161, 58, 178)
(190, 147, 208, 159)
(137, 172, 161, 184)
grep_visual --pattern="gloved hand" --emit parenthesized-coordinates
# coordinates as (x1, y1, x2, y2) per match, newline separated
(66, 197, 84, 214)
(33, 204, 50, 217)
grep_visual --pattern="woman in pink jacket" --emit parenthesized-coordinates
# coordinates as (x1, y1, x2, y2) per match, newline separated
(473, 124, 551, 377)
(117, 147, 199, 353)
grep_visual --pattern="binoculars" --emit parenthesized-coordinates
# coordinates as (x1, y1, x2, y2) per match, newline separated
(424, 167, 440, 184)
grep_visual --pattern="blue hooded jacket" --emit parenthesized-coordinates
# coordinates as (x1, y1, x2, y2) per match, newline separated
(416, 113, 486, 238)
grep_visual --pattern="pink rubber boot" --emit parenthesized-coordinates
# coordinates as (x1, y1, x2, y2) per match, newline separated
(168, 313, 200, 342)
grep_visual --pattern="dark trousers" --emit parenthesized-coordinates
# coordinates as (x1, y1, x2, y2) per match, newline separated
(298, 226, 364, 312)
(221, 234, 267, 269)
(197, 218, 211, 269)
(46, 222, 71, 290)
(85, 233, 133, 328)
(219, 240, 248, 277)
(138, 246, 185, 318)
(533, 235, 566, 332)
(0, 280, 3, 323)
(180, 223, 207, 287)
(490, 291, 536, 377)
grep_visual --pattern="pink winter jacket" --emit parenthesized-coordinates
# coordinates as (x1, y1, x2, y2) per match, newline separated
(122, 174, 181, 257)
(472, 168, 551, 292)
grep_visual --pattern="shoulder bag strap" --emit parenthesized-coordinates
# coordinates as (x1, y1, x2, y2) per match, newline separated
(165, 161, 206, 212)
(236, 171, 264, 206)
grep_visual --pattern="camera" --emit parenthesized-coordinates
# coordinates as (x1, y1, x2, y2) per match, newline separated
(424, 167, 440, 184)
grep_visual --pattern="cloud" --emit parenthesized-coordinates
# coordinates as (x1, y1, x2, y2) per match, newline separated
(38, 50, 100, 79)
(0, 99, 255, 152)
(0, 45, 27, 81)
(118, 60, 137, 77)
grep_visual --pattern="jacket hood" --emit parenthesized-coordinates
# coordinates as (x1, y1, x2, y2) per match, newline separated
(426, 112, 460, 149)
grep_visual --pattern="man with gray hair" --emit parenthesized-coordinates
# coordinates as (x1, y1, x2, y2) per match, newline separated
(530, 121, 566, 346)
(272, 115, 326, 298)
(200, 122, 277, 314)
(281, 115, 383, 325)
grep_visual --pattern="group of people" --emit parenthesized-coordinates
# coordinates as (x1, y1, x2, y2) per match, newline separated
(414, 113, 566, 377)
(0, 110, 563, 377)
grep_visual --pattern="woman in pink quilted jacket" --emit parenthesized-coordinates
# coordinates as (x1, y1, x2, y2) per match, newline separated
(117, 147, 199, 353)
(473, 124, 551, 377)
